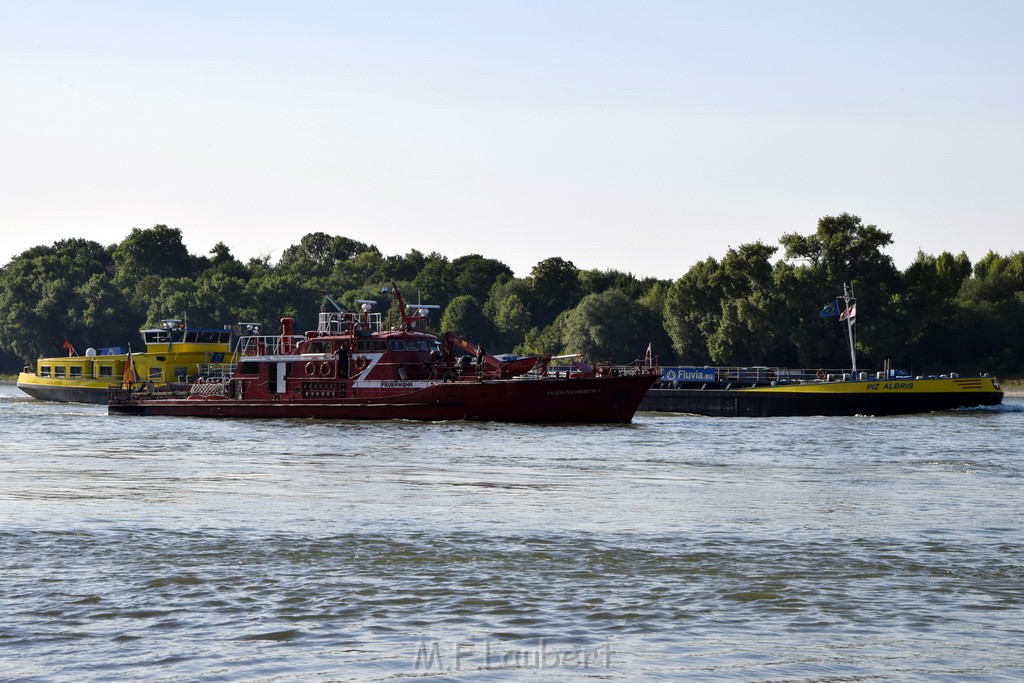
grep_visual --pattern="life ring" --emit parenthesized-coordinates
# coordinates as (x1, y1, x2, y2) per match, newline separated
(354, 355, 367, 371)
(319, 361, 332, 376)
(305, 361, 316, 375)
(816, 368, 827, 380)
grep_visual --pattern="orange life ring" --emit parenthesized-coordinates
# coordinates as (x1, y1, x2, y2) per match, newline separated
(816, 368, 826, 380)
(319, 361, 332, 376)
(354, 355, 367, 371)
(305, 361, 316, 375)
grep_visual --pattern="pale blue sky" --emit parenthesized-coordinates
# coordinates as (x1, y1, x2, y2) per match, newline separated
(2, 1, 1021, 279)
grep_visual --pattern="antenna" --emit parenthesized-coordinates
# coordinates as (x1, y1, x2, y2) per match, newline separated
(320, 290, 345, 313)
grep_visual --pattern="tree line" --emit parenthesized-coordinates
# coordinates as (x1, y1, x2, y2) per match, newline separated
(2, 213, 1023, 377)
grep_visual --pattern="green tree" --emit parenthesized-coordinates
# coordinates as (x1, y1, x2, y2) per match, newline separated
(277, 232, 374, 282)
(330, 249, 387, 292)
(412, 256, 454, 309)
(778, 214, 901, 367)
(241, 270, 321, 333)
(663, 257, 721, 363)
(113, 225, 194, 286)
(518, 311, 572, 357)
(528, 257, 581, 328)
(562, 289, 647, 363)
(75, 273, 137, 349)
(440, 295, 497, 348)
(491, 292, 532, 349)
(450, 254, 514, 298)
(953, 251, 1024, 375)
(664, 242, 782, 365)
(0, 239, 116, 362)
(896, 251, 973, 369)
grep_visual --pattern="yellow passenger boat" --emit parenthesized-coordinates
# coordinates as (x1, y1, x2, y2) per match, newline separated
(16, 320, 239, 404)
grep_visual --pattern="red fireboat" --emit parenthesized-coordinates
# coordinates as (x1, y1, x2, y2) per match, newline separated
(108, 287, 658, 423)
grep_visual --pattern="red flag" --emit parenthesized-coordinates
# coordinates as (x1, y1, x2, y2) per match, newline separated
(62, 338, 77, 356)
(840, 303, 857, 322)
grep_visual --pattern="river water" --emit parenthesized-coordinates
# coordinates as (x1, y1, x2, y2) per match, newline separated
(1, 382, 1022, 681)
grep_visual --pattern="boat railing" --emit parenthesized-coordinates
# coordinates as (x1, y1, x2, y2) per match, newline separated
(236, 335, 306, 357)
(533, 360, 660, 380)
(197, 362, 236, 379)
(318, 311, 382, 335)
(654, 365, 906, 388)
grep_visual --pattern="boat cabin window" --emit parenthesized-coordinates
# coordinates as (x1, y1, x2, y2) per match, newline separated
(70, 366, 83, 378)
(185, 330, 231, 344)
(390, 340, 428, 351)
(173, 366, 187, 381)
(149, 367, 163, 380)
(145, 329, 184, 344)
(99, 366, 113, 378)
(55, 367, 66, 378)
(357, 341, 371, 352)
(40, 365, 51, 377)
(306, 340, 333, 354)
(372, 341, 388, 352)
(237, 361, 260, 376)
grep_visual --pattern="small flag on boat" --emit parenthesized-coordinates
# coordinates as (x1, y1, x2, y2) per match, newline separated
(819, 300, 840, 318)
(62, 338, 77, 356)
(840, 303, 857, 322)
(123, 345, 138, 385)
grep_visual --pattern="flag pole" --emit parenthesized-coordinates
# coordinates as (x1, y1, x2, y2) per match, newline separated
(843, 282, 857, 373)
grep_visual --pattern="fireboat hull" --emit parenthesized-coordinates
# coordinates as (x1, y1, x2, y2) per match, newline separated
(639, 376, 1004, 417)
(109, 374, 657, 423)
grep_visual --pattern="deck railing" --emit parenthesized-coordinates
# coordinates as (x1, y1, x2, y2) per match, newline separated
(236, 335, 307, 357)
(654, 365, 920, 388)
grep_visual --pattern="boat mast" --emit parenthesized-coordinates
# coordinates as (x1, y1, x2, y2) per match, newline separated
(843, 282, 857, 373)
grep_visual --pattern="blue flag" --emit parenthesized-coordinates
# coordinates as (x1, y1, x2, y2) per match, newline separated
(820, 299, 840, 318)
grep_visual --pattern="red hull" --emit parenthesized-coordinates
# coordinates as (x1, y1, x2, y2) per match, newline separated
(109, 374, 657, 423)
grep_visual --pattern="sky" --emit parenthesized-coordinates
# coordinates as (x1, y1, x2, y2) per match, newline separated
(2, 1, 1022, 280)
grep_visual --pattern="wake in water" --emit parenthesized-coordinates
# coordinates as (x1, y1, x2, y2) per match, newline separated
(957, 401, 1024, 413)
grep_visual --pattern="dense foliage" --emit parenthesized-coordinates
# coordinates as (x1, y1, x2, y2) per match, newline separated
(2, 215, 1023, 376)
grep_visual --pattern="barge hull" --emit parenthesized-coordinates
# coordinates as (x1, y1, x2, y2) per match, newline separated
(640, 377, 1004, 417)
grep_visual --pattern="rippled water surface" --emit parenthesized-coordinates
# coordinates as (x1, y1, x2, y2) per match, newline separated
(1, 383, 1022, 681)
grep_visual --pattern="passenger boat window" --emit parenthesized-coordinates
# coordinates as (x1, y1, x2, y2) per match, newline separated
(70, 366, 83, 378)
(357, 341, 371, 352)
(149, 367, 163, 380)
(41, 366, 51, 377)
(372, 341, 388, 352)
(55, 367, 66, 378)
(99, 366, 113, 378)
(173, 367, 187, 381)
(389, 341, 405, 351)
